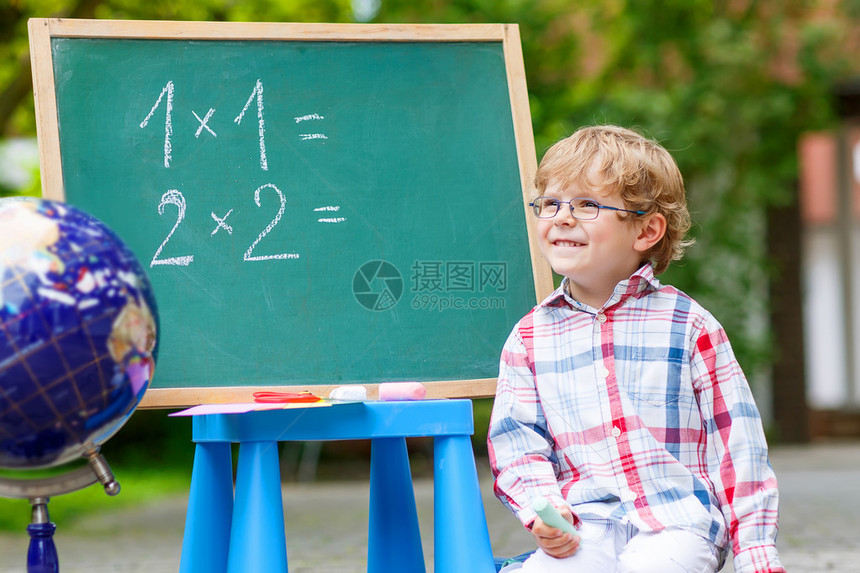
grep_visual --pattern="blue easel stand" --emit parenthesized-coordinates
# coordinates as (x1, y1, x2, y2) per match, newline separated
(179, 400, 496, 573)
(179, 442, 234, 573)
(368, 437, 425, 572)
(228, 441, 288, 573)
(434, 434, 495, 571)
(27, 522, 58, 573)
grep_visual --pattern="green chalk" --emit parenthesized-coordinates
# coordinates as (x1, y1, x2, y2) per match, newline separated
(532, 497, 579, 538)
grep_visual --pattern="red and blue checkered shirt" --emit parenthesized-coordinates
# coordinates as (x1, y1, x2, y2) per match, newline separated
(488, 265, 784, 572)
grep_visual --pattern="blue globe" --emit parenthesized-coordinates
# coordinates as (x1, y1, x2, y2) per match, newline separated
(0, 197, 158, 469)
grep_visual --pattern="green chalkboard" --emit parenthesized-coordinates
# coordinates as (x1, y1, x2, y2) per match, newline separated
(29, 19, 550, 407)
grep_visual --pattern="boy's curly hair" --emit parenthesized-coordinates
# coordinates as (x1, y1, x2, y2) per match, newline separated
(533, 125, 693, 275)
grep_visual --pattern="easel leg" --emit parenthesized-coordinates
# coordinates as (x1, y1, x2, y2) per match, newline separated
(228, 440, 288, 573)
(180, 442, 234, 573)
(433, 435, 495, 573)
(368, 437, 426, 573)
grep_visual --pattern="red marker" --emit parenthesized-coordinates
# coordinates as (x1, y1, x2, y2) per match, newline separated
(253, 391, 322, 404)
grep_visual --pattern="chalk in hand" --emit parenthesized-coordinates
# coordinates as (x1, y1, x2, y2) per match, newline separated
(378, 382, 426, 401)
(532, 497, 579, 538)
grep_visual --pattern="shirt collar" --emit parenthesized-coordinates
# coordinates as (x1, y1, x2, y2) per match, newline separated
(539, 264, 661, 313)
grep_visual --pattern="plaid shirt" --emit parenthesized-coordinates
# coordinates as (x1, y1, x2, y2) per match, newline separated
(488, 265, 784, 573)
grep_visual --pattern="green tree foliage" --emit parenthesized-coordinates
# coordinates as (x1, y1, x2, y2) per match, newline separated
(563, 3, 847, 369)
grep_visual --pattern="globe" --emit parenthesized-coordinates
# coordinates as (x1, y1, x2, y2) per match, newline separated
(0, 197, 158, 469)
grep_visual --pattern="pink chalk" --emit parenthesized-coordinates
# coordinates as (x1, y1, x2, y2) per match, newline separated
(378, 382, 427, 401)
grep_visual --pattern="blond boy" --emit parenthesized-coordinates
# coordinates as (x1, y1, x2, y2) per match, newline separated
(489, 125, 783, 572)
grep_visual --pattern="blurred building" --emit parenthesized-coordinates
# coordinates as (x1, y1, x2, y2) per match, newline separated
(799, 84, 860, 437)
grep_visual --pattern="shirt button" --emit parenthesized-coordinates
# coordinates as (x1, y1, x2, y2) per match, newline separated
(596, 313, 607, 323)
(621, 489, 638, 502)
(611, 426, 622, 438)
(598, 366, 610, 379)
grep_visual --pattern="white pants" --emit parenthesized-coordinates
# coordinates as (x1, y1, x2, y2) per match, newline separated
(519, 518, 721, 573)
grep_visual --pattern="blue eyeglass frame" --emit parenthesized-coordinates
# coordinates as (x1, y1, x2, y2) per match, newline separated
(529, 197, 647, 220)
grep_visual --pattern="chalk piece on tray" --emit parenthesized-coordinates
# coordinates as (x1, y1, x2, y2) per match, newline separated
(378, 382, 427, 401)
(329, 386, 367, 401)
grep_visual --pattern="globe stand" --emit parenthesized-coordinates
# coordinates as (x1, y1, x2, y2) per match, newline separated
(0, 449, 121, 573)
(27, 498, 58, 573)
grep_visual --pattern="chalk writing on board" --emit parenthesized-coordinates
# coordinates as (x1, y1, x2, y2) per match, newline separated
(139, 80, 174, 168)
(151, 189, 193, 267)
(243, 183, 299, 261)
(233, 79, 268, 171)
(210, 209, 233, 235)
(295, 111, 326, 141)
(139, 80, 326, 169)
(294, 113, 324, 123)
(313, 205, 344, 223)
(150, 185, 301, 266)
(193, 108, 217, 138)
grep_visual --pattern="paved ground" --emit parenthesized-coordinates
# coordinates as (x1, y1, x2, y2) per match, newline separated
(0, 441, 858, 572)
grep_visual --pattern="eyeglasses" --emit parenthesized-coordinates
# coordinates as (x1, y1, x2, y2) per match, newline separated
(529, 197, 647, 220)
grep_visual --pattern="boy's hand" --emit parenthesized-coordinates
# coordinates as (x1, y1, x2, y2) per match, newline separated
(530, 505, 580, 558)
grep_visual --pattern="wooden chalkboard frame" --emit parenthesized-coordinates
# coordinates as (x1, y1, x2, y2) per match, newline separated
(28, 18, 554, 407)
